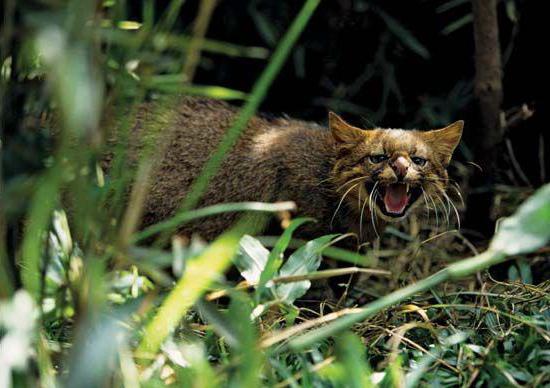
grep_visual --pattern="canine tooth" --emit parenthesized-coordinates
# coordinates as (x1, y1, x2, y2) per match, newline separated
(405, 183, 409, 193)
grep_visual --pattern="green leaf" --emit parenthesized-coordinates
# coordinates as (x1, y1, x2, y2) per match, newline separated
(136, 214, 269, 357)
(227, 292, 263, 387)
(143, 77, 249, 100)
(234, 235, 270, 284)
(441, 14, 473, 35)
(133, 201, 295, 243)
(517, 259, 533, 284)
(196, 299, 241, 349)
(275, 234, 336, 304)
(257, 217, 313, 294)
(490, 183, 550, 255)
(335, 332, 374, 388)
(436, 0, 469, 13)
(506, 0, 519, 23)
(375, 8, 430, 59)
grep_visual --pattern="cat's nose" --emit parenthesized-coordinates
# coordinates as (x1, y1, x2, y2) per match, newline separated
(392, 156, 410, 179)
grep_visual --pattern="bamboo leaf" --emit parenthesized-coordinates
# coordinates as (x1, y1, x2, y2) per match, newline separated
(335, 332, 374, 388)
(275, 234, 336, 304)
(133, 201, 295, 242)
(442, 14, 473, 35)
(136, 214, 268, 357)
(436, 0, 469, 13)
(143, 77, 249, 100)
(235, 235, 270, 284)
(227, 292, 263, 387)
(257, 236, 376, 266)
(257, 217, 313, 295)
(375, 8, 430, 59)
(490, 183, 550, 255)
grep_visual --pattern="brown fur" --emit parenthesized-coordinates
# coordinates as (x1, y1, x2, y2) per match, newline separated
(121, 97, 463, 244)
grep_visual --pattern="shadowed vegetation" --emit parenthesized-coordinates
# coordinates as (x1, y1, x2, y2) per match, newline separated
(1, 0, 548, 387)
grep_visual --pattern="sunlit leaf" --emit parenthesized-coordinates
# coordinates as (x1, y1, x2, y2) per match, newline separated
(275, 234, 336, 304)
(375, 8, 430, 59)
(234, 235, 270, 284)
(490, 183, 550, 255)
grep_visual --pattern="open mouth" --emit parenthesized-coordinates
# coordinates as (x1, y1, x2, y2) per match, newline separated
(368, 182, 422, 218)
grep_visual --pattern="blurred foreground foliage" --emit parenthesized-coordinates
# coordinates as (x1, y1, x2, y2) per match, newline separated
(1, 0, 549, 387)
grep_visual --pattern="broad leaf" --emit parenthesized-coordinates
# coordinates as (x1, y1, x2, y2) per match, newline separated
(275, 234, 336, 304)
(234, 235, 270, 284)
(490, 183, 550, 255)
(257, 217, 313, 293)
(375, 8, 430, 59)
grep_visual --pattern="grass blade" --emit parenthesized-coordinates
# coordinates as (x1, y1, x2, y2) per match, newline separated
(156, 0, 321, 244)
(257, 236, 377, 266)
(256, 217, 313, 298)
(133, 201, 295, 243)
(136, 213, 269, 357)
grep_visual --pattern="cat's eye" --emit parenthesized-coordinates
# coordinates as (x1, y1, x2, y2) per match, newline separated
(411, 156, 427, 166)
(369, 154, 389, 163)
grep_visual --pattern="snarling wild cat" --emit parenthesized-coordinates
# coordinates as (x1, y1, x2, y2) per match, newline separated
(129, 97, 463, 244)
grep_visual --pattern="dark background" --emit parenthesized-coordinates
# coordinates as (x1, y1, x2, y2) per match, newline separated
(181, 0, 548, 188)
(3, 0, 549, 233)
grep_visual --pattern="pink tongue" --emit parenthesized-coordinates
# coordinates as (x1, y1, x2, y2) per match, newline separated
(384, 184, 409, 214)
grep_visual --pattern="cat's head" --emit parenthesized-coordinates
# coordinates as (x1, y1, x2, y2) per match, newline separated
(329, 112, 463, 223)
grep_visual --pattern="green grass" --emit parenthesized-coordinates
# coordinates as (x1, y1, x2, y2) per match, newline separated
(1, 0, 549, 387)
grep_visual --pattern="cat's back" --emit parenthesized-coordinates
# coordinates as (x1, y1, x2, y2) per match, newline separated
(138, 97, 333, 235)
(142, 97, 264, 167)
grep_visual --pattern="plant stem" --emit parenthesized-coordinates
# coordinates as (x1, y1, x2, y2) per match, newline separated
(287, 250, 507, 350)
(182, 0, 218, 83)
(133, 201, 295, 243)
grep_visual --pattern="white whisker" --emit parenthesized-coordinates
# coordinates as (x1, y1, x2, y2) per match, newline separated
(359, 194, 369, 240)
(437, 187, 462, 230)
(331, 182, 361, 229)
(369, 182, 379, 238)
(427, 192, 440, 230)
(421, 187, 431, 221)
(336, 176, 368, 192)
(434, 193, 450, 227)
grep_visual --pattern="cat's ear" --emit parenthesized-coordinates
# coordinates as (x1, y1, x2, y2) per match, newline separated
(423, 120, 464, 166)
(329, 112, 366, 144)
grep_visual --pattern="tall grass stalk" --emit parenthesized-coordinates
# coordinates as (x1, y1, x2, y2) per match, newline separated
(20, 172, 64, 299)
(157, 0, 321, 244)
(136, 214, 269, 357)
(133, 201, 295, 243)
(182, 0, 218, 82)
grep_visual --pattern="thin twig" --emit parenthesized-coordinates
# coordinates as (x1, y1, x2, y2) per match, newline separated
(505, 138, 532, 186)
(378, 324, 460, 374)
(205, 267, 391, 301)
(501, 103, 534, 135)
(182, 0, 218, 83)
(260, 308, 364, 348)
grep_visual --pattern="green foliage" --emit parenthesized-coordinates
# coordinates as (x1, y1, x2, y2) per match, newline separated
(490, 183, 550, 255)
(236, 232, 338, 305)
(274, 234, 336, 304)
(1, 0, 548, 387)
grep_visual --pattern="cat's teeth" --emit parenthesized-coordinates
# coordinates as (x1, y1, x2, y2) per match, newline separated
(405, 183, 410, 193)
